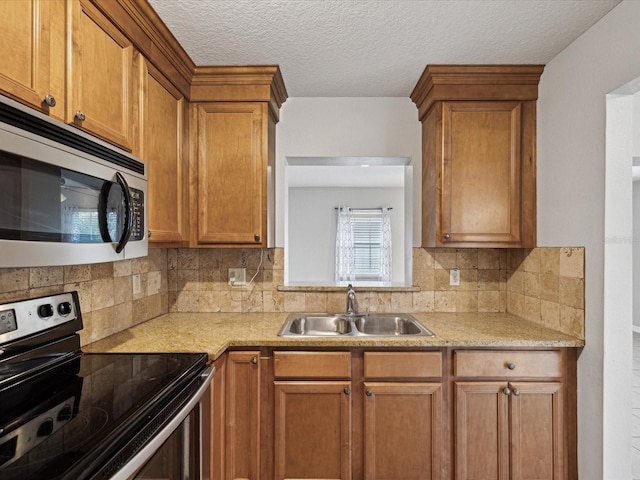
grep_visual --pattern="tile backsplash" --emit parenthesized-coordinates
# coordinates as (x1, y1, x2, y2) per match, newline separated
(0, 246, 584, 346)
(0, 249, 168, 346)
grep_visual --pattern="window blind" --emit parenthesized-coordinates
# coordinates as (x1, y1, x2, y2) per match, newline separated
(351, 209, 384, 280)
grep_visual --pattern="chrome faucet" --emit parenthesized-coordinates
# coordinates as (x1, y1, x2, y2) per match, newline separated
(346, 284, 357, 315)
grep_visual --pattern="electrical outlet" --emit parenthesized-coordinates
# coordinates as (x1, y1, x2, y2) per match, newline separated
(449, 269, 460, 286)
(132, 274, 141, 294)
(228, 268, 247, 286)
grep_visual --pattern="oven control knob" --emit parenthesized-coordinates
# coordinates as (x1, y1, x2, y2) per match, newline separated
(37, 418, 54, 437)
(38, 304, 54, 318)
(58, 405, 73, 422)
(58, 302, 72, 316)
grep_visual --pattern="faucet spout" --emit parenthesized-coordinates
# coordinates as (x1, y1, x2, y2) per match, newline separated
(346, 284, 357, 315)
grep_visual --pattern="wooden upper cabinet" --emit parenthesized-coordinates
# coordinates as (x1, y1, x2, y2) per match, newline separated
(138, 58, 188, 245)
(0, 0, 64, 115)
(189, 66, 287, 248)
(67, 0, 137, 151)
(195, 102, 266, 246)
(411, 65, 543, 248)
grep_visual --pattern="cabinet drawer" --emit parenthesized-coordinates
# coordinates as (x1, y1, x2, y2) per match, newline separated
(454, 350, 562, 378)
(274, 351, 351, 379)
(364, 351, 442, 378)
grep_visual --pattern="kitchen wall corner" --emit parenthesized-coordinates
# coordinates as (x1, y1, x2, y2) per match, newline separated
(0, 249, 169, 346)
(505, 247, 585, 339)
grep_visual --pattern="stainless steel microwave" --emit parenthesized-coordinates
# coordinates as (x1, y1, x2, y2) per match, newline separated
(0, 95, 147, 267)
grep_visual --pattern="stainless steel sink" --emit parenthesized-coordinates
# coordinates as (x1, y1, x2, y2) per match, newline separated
(278, 313, 435, 337)
(284, 315, 353, 336)
(353, 315, 431, 336)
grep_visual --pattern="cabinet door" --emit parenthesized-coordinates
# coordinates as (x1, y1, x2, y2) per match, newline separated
(274, 381, 352, 480)
(363, 382, 442, 480)
(455, 382, 510, 480)
(226, 351, 261, 480)
(196, 102, 266, 246)
(0, 0, 50, 110)
(139, 58, 188, 245)
(510, 382, 564, 480)
(67, 0, 136, 150)
(440, 101, 526, 247)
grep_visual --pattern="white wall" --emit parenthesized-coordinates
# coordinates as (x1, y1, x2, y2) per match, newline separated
(276, 98, 422, 247)
(634, 181, 640, 329)
(537, 1, 640, 477)
(288, 187, 405, 284)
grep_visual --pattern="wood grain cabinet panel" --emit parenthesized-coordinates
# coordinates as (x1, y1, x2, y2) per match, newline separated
(455, 381, 510, 479)
(274, 381, 352, 480)
(363, 382, 442, 479)
(67, 0, 137, 150)
(442, 101, 522, 245)
(194, 102, 267, 246)
(225, 351, 261, 480)
(510, 382, 564, 480)
(411, 65, 543, 248)
(138, 58, 188, 245)
(0, 0, 51, 111)
(454, 347, 567, 480)
(455, 381, 564, 480)
(274, 351, 351, 379)
(364, 351, 442, 378)
(454, 350, 563, 378)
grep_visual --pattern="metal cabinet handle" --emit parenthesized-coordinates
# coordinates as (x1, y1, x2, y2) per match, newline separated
(44, 95, 56, 107)
(254, 234, 260, 242)
(444, 233, 451, 240)
(507, 362, 516, 370)
(75, 111, 86, 122)
(513, 388, 520, 396)
(344, 387, 351, 395)
(147, 230, 152, 239)
(503, 387, 511, 396)
(251, 356, 258, 365)
(365, 389, 373, 397)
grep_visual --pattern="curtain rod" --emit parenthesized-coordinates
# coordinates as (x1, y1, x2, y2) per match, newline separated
(334, 207, 392, 210)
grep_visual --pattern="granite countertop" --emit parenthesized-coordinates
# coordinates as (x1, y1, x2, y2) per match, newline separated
(83, 312, 585, 360)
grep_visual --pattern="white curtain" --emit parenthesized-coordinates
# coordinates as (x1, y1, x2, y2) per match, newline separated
(335, 206, 355, 282)
(379, 207, 392, 283)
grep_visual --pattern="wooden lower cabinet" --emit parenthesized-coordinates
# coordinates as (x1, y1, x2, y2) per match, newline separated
(454, 381, 563, 480)
(219, 348, 575, 480)
(225, 351, 261, 480)
(274, 381, 352, 480)
(453, 348, 569, 480)
(363, 382, 442, 480)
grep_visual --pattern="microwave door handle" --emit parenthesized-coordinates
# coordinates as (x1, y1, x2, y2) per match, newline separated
(114, 172, 133, 254)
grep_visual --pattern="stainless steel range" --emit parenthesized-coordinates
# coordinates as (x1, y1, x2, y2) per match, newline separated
(0, 292, 213, 480)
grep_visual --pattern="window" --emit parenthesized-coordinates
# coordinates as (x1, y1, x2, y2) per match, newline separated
(352, 209, 384, 280)
(335, 207, 392, 283)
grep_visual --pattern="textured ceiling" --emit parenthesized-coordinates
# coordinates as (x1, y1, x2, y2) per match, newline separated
(148, 0, 620, 97)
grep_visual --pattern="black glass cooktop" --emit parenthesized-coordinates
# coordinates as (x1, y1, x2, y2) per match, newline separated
(0, 351, 207, 480)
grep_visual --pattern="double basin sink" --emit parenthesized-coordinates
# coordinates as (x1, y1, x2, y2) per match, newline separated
(278, 313, 435, 337)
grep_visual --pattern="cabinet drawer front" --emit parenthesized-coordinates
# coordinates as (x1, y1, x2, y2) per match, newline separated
(274, 351, 351, 379)
(364, 351, 442, 378)
(454, 350, 562, 378)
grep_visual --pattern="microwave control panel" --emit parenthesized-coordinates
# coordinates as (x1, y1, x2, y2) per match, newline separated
(130, 188, 145, 241)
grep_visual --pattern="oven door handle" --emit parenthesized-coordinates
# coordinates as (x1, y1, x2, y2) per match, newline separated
(110, 365, 215, 480)
(114, 172, 133, 254)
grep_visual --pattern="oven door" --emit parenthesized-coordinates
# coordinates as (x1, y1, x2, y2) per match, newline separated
(110, 366, 214, 480)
